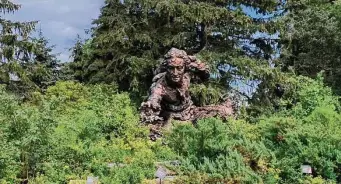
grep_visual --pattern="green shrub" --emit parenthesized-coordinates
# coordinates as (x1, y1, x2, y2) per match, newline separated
(2, 74, 341, 183)
(167, 75, 341, 183)
(0, 82, 174, 183)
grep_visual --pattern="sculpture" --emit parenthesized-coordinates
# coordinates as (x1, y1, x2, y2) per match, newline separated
(140, 48, 234, 139)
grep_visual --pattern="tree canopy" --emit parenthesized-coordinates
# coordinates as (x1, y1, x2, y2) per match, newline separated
(70, 0, 284, 104)
(278, 0, 341, 95)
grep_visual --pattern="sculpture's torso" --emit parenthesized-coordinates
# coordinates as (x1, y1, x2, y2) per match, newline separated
(153, 73, 192, 113)
(140, 47, 233, 127)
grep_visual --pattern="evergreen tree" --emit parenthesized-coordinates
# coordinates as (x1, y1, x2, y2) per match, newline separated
(27, 29, 60, 89)
(74, 0, 284, 104)
(278, 0, 341, 95)
(0, 0, 37, 92)
(68, 35, 92, 82)
(0, 1, 62, 95)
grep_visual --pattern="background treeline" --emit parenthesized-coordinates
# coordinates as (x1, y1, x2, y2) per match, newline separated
(1, 0, 341, 183)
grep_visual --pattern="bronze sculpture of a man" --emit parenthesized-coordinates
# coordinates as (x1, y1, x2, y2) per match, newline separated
(140, 48, 234, 138)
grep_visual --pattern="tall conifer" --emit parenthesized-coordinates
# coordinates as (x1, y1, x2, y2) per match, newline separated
(74, 0, 283, 102)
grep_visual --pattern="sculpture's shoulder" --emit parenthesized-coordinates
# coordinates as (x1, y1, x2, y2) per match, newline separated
(149, 72, 166, 94)
(152, 72, 166, 83)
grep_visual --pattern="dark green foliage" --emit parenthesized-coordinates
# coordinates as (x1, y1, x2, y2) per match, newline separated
(279, 0, 341, 95)
(27, 30, 61, 89)
(0, 1, 37, 91)
(66, 36, 91, 82)
(0, 1, 62, 96)
(71, 0, 283, 104)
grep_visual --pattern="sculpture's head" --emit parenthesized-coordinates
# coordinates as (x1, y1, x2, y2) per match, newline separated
(164, 48, 188, 83)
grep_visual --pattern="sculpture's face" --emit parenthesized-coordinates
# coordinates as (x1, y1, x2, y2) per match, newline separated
(166, 57, 185, 83)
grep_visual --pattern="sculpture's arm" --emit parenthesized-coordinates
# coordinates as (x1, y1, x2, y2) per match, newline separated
(187, 58, 210, 82)
(140, 83, 164, 123)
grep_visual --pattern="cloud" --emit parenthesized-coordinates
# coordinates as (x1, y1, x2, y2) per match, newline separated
(45, 21, 80, 38)
(4, 0, 104, 62)
(58, 53, 71, 62)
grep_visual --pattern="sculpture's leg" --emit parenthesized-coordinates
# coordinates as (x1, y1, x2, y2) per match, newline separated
(147, 111, 172, 141)
(148, 109, 195, 141)
(148, 122, 164, 141)
(192, 99, 234, 122)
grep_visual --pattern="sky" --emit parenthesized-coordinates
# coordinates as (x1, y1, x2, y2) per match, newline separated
(4, 0, 104, 62)
(2, 1, 279, 64)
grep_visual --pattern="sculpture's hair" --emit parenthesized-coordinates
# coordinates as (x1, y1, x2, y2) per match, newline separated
(164, 48, 188, 59)
(164, 47, 197, 65)
(154, 48, 199, 75)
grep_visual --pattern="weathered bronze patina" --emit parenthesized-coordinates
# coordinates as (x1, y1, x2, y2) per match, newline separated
(140, 48, 233, 139)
